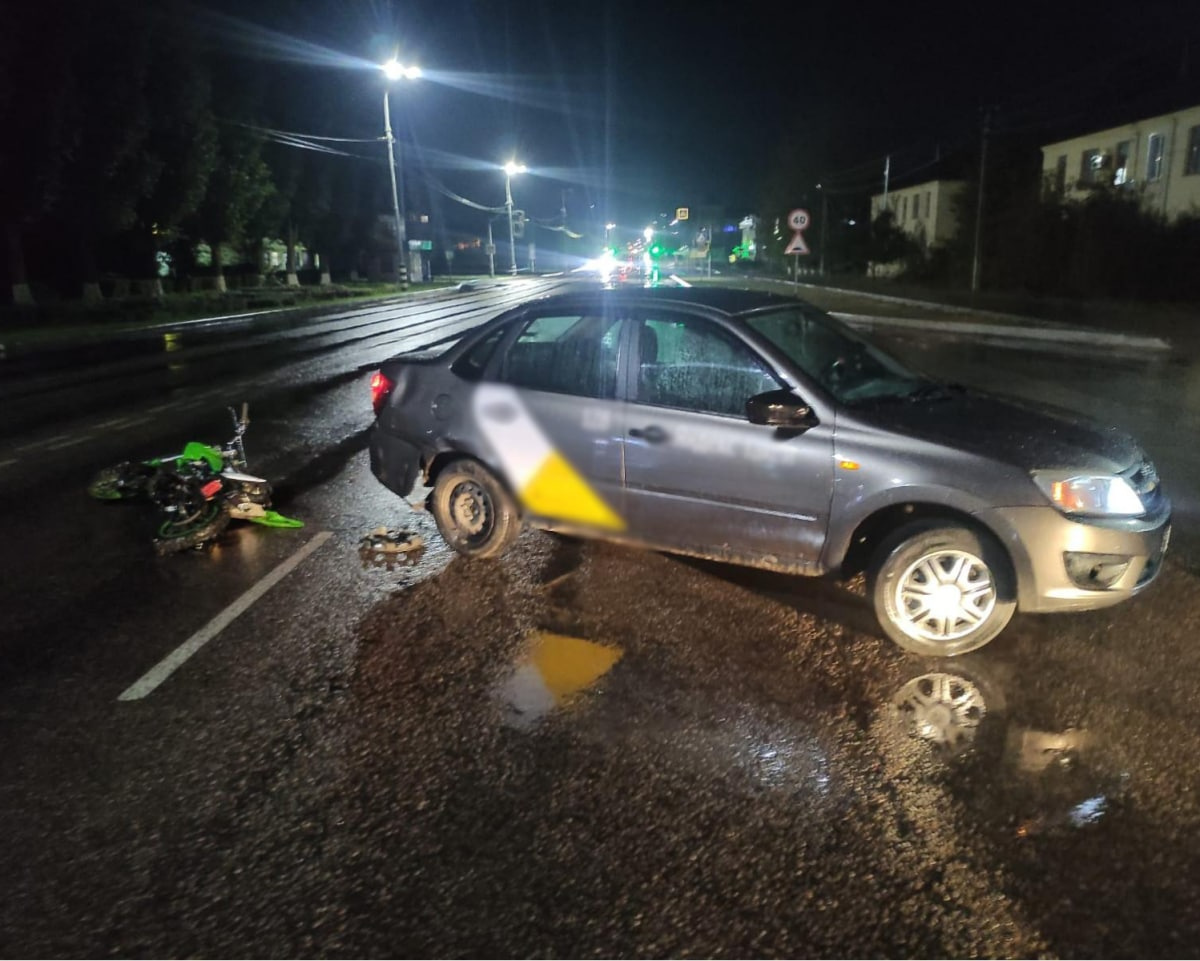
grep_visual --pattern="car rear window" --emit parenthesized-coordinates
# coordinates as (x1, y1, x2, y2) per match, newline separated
(500, 314, 621, 399)
(451, 323, 511, 381)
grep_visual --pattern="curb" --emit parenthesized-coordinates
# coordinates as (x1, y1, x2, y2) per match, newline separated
(831, 312, 1172, 352)
(761, 279, 1173, 352)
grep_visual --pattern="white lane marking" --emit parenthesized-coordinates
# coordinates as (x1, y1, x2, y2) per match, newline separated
(0, 457, 16, 469)
(118, 530, 334, 701)
(44, 435, 88, 451)
(95, 415, 149, 430)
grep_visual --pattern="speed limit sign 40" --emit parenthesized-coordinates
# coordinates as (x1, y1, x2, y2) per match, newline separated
(784, 208, 810, 255)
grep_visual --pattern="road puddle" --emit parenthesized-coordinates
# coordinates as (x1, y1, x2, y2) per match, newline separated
(886, 662, 1125, 839)
(890, 670, 992, 757)
(495, 631, 623, 729)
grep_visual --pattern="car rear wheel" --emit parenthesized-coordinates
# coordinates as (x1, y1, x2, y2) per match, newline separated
(869, 523, 1015, 657)
(431, 459, 521, 559)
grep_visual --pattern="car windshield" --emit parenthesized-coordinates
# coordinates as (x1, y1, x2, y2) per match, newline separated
(743, 304, 928, 404)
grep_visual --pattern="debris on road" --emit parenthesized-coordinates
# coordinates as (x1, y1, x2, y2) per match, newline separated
(359, 527, 425, 571)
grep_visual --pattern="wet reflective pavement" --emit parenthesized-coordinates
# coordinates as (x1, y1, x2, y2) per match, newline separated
(3, 295, 1200, 956)
(22, 478, 1200, 956)
(338, 527, 1200, 957)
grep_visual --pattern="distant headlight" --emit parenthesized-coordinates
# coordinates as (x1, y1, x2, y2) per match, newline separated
(1032, 471, 1145, 517)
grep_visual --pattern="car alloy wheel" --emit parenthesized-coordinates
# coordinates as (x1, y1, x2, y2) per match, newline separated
(870, 523, 1016, 656)
(894, 548, 996, 641)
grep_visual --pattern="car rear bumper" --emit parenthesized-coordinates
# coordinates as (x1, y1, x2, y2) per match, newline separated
(983, 504, 1171, 613)
(369, 425, 422, 498)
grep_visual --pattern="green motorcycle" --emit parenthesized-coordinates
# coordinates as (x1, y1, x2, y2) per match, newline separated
(87, 403, 302, 554)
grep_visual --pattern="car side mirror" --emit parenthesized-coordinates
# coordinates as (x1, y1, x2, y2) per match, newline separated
(745, 389, 819, 429)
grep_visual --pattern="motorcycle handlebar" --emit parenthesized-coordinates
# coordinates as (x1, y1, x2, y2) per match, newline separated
(228, 402, 250, 436)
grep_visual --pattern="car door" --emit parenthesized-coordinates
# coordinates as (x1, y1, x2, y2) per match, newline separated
(621, 310, 835, 570)
(481, 309, 628, 533)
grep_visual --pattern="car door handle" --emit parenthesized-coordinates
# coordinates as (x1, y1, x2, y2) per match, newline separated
(629, 425, 668, 444)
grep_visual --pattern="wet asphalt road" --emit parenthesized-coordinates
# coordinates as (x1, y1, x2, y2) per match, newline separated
(2, 282, 1200, 957)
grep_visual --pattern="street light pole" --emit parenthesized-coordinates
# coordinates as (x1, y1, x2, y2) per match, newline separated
(505, 172, 516, 276)
(381, 58, 420, 291)
(503, 160, 526, 276)
(382, 88, 407, 290)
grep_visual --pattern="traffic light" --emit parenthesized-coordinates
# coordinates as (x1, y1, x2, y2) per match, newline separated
(512, 210, 526, 239)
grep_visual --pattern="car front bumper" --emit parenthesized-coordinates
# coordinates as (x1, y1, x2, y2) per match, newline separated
(983, 503, 1171, 614)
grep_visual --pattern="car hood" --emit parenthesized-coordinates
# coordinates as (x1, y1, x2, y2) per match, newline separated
(855, 387, 1144, 473)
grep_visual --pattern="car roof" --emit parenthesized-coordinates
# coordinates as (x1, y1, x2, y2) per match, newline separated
(526, 285, 802, 317)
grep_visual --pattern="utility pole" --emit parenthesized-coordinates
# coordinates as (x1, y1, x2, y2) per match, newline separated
(506, 177, 517, 276)
(971, 107, 991, 294)
(819, 187, 828, 278)
(487, 220, 496, 278)
(382, 88, 409, 290)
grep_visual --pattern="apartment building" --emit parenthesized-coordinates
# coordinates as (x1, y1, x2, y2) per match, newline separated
(1040, 103, 1200, 219)
(869, 179, 967, 250)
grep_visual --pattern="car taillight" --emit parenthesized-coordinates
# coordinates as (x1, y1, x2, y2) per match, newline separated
(370, 371, 395, 416)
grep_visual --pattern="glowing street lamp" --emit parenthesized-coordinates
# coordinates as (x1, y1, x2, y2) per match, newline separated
(382, 58, 421, 81)
(503, 160, 527, 275)
(381, 58, 421, 289)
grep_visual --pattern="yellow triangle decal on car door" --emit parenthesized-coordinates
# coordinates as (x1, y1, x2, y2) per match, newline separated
(520, 449, 625, 530)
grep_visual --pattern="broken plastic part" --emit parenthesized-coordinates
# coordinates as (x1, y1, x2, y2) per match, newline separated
(359, 528, 425, 570)
(246, 510, 305, 528)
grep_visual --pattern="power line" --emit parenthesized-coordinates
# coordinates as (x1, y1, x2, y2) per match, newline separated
(224, 117, 585, 233)
(248, 124, 382, 145)
(421, 174, 506, 214)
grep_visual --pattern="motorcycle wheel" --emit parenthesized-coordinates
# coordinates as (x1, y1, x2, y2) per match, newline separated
(153, 484, 231, 555)
(87, 462, 152, 500)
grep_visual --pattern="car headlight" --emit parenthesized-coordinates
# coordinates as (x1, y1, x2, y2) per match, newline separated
(1032, 471, 1145, 517)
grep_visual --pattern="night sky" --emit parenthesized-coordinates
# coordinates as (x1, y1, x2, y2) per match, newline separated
(84, 0, 1200, 244)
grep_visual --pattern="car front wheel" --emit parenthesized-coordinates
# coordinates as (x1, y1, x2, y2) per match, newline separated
(869, 523, 1016, 657)
(430, 459, 521, 559)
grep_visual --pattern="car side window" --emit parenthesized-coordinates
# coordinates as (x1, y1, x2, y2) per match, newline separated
(499, 313, 621, 399)
(636, 316, 781, 417)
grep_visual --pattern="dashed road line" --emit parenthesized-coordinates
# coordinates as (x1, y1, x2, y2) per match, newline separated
(15, 434, 85, 452)
(95, 415, 149, 430)
(44, 435, 90, 451)
(118, 530, 334, 701)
